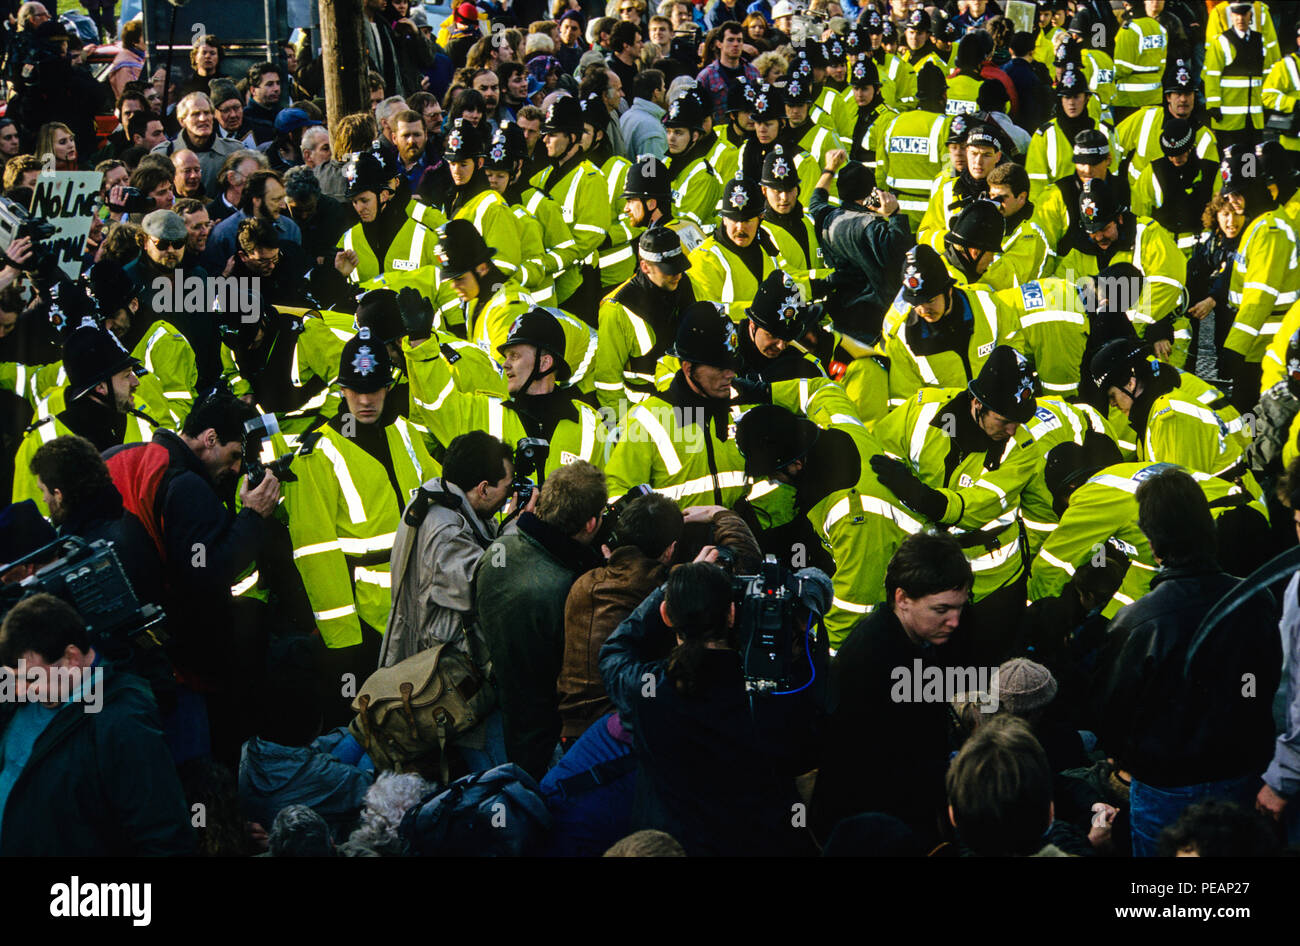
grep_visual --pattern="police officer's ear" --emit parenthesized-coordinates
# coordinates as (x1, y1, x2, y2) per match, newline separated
(539, 350, 554, 375)
(94, 380, 109, 399)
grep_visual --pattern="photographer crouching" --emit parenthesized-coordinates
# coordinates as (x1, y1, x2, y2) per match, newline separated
(598, 557, 831, 856)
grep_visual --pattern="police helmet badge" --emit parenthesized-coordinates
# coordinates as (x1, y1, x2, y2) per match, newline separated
(903, 264, 923, 292)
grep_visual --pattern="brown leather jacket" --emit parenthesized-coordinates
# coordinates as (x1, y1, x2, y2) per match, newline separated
(558, 546, 667, 740)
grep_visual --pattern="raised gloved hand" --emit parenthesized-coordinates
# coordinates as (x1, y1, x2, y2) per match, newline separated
(730, 376, 772, 404)
(397, 286, 434, 340)
(870, 454, 947, 522)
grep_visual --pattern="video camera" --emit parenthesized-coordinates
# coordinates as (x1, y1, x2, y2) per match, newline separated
(0, 195, 57, 272)
(0, 536, 167, 655)
(512, 436, 549, 508)
(243, 413, 300, 489)
(671, 24, 702, 65)
(732, 555, 827, 694)
(105, 186, 157, 216)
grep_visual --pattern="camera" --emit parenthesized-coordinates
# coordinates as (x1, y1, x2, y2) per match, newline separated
(732, 555, 827, 694)
(671, 25, 701, 65)
(106, 186, 157, 215)
(243, 413, 299, 489)
(0, 195, 56, 269)
(512, 436, 550, 508)
(0, 536, 167, 655)
(594, 483, 653, 550)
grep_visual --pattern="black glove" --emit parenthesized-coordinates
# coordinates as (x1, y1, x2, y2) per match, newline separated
(1208, 107, 1222, 123)
(1145, 315, 1175, 346)
(870, 454, 947, 522)
(808, 276, 832, 301)
(730, 376, 772, 404)
(398, 286, 434, 340)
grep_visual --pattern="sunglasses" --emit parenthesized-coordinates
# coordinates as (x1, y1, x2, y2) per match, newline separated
(153, 238, 186, 250)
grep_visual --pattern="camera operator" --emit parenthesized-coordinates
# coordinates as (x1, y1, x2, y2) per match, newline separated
(382, 430, 520, 670)
(559, 491, 682, 747)
(473, 460, 607, 781)
(597, 560, 824, 856)
(0, 593, 195, 856)
(6, 19, 106, 157)
(104, 390, 280, 761)
(11, 324, 154, 516)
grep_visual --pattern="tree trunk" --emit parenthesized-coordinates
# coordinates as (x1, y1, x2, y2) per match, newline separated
(318, 0, 368, 126)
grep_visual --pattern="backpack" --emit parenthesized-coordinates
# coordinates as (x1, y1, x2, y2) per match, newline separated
(398, 763, 553, 857)
(348, 641, 497, 783)
(104, 442, 173, 560)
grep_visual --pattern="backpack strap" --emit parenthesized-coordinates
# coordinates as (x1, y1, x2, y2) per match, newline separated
(549, 752, 638, 801)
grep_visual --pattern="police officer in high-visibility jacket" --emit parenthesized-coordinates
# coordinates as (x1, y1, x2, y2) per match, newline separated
(918, 123, 1004, 251)
(1114, 57, 1218, 175)
(707, 78, 754, 184)
(903, 8, 947, 76)
(1055, 176, 1189, 364)
(1205, 1, 1277, 154)
(12, 324, 155, 515)
(995, 277, 1090, 399)
(735, 395, 914, 649)
(530, 96, 613, 326)
(737, 83, 822, 205)
(604, 302, 754, 508)
(732, 272, 829, 383)
(1064, 8, 1118, 121)
(481, 121, 567, 306)
(688, 177, 792, 323)
(595, 225, 696, 419)
(1031, 438, 1269, 616)
(430, 219, 595, 393)
(759, 149, 830, 280)
(438, 117, 524, 284)
(1261, 21, 1300, 155)
(870, 346, 1047, 661)
(1129, 117, 1221, 257)
(1113, 1, 1169, 122)
(335, 150, 441, 288)
(1218, 145, 1300, 412)
(1091, 338, 1255, 484)
(579, 92, 639, 294)
(937, 196, 1006, 289)
(879, 62, 951, 225)
(782, 73, 847, 178)
(662, 92, 723, 228)
(845, 56, 897, 175)
(284, 329, 436, 654)
(1026, 62, 1123, 204)
(862, 8, 917, 109)
(409, 307, 608, 479)
(879, 243, 1021, 408)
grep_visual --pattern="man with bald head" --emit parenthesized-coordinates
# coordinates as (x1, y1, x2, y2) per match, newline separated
(172, 150, 204, 200)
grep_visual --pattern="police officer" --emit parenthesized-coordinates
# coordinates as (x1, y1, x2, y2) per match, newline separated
(1065, 6, 1119, 121)
(594, 225, 696, 417)
(604, 301, 752, 508)
(662, 92, 724, 228)
(1037, 128, 1132, 265)
(940, 197, 1006, 286)
(862, 8, 918, 110)
(1092, 337, 1252, 478)
(1261, 21, 1300, 156)
(1220, 144, 1300, 412)
(915, 114, 971, 250)
(782, 72, 847, 176)
(918, 122, 1004, 251)
(216, 294, 348, 433)
(335, 150, 441, 288)
(530, 95, 612, 326)
(1113, 0, 1170, 124)
(994, 275, 1092, 399)
(879, 62, 951, 225)
(1063, 175, 1189, 364)
(12, 324, 154, 516)
(984, 162, 1052, 291)
(440, 117, 524, 284)
(709, 78, 754, 182)
(903, 8, 946, 74)
(429, 217, 529, 346)
(481, 121, 569, 305)
(1114, 57, 1218, 175)
(871, 346, 1045, 662)
(283, 328, 437, 657)
(1026, 62, 1122, 203)
(619, 155, 708, 256)
(1130, 117, 1221, 257)
(688, 177, 793, 323)
(734, 271, 827, 383)
(737, 82, 821, 205)
(409, 306, 608, 478)
(759, 149, 829, 279)
(1205, 0, 1276, 154)
(580, 93, 638, 296)
(879, 243, 1021, 408)
(735, 393, 915, 648)
(846, 56, 897, 173)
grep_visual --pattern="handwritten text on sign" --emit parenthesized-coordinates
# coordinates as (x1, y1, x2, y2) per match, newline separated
(31, 172, 103, 281)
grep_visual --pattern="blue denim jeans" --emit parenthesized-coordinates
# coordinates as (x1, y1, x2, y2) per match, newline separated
(1129, 774, 1258, 857)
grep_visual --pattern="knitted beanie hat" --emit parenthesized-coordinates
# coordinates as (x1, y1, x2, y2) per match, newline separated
(996, 658, 1058, 715)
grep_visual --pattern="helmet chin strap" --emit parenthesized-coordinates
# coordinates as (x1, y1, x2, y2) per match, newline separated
(516, 345, 557, 395)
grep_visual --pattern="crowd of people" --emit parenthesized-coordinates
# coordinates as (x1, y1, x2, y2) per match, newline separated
(1, 0, 1300, 859)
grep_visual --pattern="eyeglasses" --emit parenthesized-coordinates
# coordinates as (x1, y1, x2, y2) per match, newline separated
(242, 250, 280, 265)
(152, 238, 186, 251)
